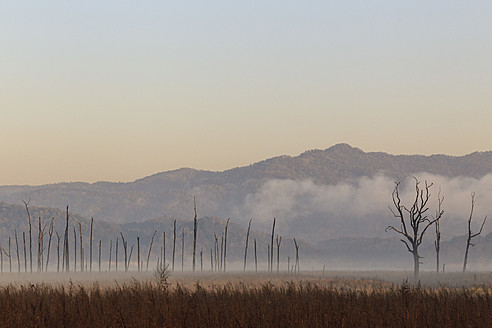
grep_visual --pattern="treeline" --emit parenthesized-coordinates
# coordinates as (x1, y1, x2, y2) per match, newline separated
(0, 200, 301, 274)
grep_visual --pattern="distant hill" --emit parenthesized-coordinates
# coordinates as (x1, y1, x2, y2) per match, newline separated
(1, 144, 492, 241)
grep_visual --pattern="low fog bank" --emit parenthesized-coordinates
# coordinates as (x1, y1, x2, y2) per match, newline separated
(235, 173, 492, 242)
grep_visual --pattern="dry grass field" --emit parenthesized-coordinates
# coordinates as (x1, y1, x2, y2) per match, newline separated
(0, 271, 492, 327)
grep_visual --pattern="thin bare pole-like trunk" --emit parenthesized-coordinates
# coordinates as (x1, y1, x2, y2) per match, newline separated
(181, 228, 184, 272)
(109, 240, 112, 271)
(270, 217, 276, 272)
(214, 234, 218, 272)
(220, 233, 224, 272)
(79, 223, 83, 272)
(120, 233, 128, 272)
(45, 218, 54, 272)
(267, 245, 270, 272)
(162, 232, 166, 270)
(276, 235, 282, 274)
(15, 230, 20, 273)
(200, 248, 203, 272)
(8, 238, 12, 273)
(254, 238, 257, 272)
(37, 218, 42, 272)
(223, 218, 229, 273)
(73, 226, 77, 272)
(137, 237, 140, 272)
(463, 192, 487, 273)
(210, 248, 213, 271)
(293, 238, 300, 273)
(434, 191, 444, 273)
(89, 217, 93, 272)
(244, 219, 252, 271)
(23, 232, 27, 273)
(192, 197, 197, 272)
(0, 245, 3, 273)
(56, 232, 61, 272)
(116, 238, 119, 272)
(172, 220, 176, 272)
(146, 230, 157, 271)
(22, 199, 33, 273)
(99, 240, 102, 272)
(63, 206, 70, 272)
(128, 245, 134, 270)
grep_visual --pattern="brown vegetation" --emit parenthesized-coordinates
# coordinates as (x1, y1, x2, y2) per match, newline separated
(0, 279, 491, 327)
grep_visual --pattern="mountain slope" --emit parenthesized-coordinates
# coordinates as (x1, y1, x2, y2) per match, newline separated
(1, 144, 492, 239)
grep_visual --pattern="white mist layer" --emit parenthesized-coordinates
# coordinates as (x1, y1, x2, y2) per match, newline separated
(237, 173, 492, 239)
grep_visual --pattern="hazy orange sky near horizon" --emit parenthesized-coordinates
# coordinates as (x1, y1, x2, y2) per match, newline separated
(1, 1, 491, 185)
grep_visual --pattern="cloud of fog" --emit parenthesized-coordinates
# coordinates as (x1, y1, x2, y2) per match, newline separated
(238, 174, 492, 238)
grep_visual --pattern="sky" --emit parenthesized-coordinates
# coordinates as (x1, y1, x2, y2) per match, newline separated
(1, 1, 491, 185)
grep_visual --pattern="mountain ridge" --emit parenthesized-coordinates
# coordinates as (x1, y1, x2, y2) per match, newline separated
(1, 143, 492, 236)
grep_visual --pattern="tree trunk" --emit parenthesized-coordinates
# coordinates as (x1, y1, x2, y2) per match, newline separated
(413, 251, 420, 281)
(192, 197, 197, 272)
(244, 219, 252, 271)
(109, 239, 112, 271)
(172, 220, 176, 272)
(270, 218, 276, 272)
(146, 230, 157, 271)
(223, 219, 229, 273)
(90, 217, 93, 272)
(254, 239, 257, 273)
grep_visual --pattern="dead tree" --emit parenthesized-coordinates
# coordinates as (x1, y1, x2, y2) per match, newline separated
(0, 245, 3, 273)
(116, 238, 119, 271)
(56, 231, 61, 272)
(15, 230, 20, 273)
(23, 232, 27, 273)
(73, 226, 77, 272)
(22, 198, 33, 273)
(90, 217, 93, 272)
(434, 191, 444, 273)
(146, 230, 157, 271)
(244, 219, 252, 271)
(79, 223, 83, 272)
(386, 179, 437, 281)
(210, 248, 213, 271)
(63, 206, 70, 272)
(463, 192, 487, 273)
(181, 227, 184, 272)
(99, 240, 102, 272)
(45, 218, 54, 272)
(120, 233, 128, 272)
(192, 197, 197, 272)
(128, 245, 134, 270)
(38, 218, 42, 272)
(200, 248, 203, 272)
(214, 233, 219, 271)
(293, 238, 300, 273)
(270, 218, 276, 272)
(137, 237, 140, 272)
(172, 220, 176, 272)
(223, 218, 230, 273)
(254, 238, 257, 272)
(109, 240, 112, 271)
(162, 231, 166, 269)
(276, 235, 282, 274)
(220, 233, 224, 271)
(8, 238, 12, 273)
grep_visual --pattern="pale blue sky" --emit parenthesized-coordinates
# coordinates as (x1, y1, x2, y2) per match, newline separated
(1, 1, 491, 185)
